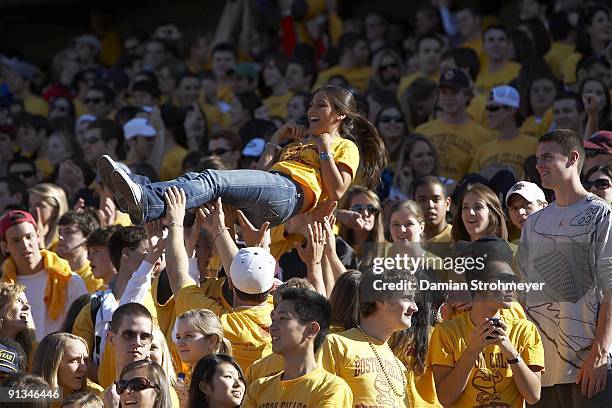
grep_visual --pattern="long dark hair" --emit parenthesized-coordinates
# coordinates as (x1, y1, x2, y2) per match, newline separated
(579, 76, 611, 130)
(451, 183, 508, 242)
(119, 360, 171, 408)
(329, 270, 361, 330)
(188, 354, 245, 408)
(576, 4, 611, 55)
(315, 86, 388, 188)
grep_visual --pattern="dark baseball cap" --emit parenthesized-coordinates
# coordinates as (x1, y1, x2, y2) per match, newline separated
(439, 68, 470, 90)
(0, 343, 20, 374)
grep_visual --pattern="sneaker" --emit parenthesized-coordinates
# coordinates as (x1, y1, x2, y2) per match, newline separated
(97, 155, 129, 212)
(111, 168, 144, 225)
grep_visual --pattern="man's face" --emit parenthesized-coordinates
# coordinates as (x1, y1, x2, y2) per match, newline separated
(8, 163, 38, 189)
(110, 316, 153, 369)
(87, 245, 116, 281)
(584, 64, 612, 88)
(120, 241, 148, 274)
(536, 141, 577, 189)
(270, 299, 313, 355)
(415, 183, 450, 229)
(456, 9, 479, 38)
(552, 99, 582, 132)
(84, 89, 110, 118)
(17, 125, 41, 154)
(1, 222, 41, 265)
(285, 63, 308, 92)
(144, 42, 165, 70)
(131, 91, 155, 109)
(82, 127, 110, 165)
(212, 51, 236, 79)
(365, 14, 385, 41)
(378, 296, 418, 332)
(417, 39, 442, 75)
(351, 41, 370, 66)
(507, 194, 545, 230)
(438, 87, 468, 115)
(129, 136, 156, 162)
(176, 77, 201, 106)
(208, 138, 239, 169)
(483, 29, 509, 62)
(57, 222, 87, 260)
(485, 99, 515, 130)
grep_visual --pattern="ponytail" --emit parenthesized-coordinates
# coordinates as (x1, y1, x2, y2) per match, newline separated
(218, 337, 233, 356)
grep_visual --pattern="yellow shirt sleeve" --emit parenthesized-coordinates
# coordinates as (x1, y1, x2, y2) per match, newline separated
(73, 302, 94, 355)
(175, 284, 222, 316)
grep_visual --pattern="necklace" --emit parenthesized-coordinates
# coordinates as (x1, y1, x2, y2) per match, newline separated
(357, 325, 407, 398)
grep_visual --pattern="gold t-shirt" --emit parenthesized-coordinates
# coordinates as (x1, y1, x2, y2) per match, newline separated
(475, 61, 521, 95)
(313, 66, 373, 93)
(470, 134, 538, 179)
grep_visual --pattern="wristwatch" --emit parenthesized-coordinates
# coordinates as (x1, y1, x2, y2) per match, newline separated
(507, 353, 521, 364)
(319, 151, 335, 161)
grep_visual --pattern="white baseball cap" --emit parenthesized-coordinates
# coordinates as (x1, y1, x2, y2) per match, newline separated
(490, 85, 520, 108)
(505, 181, 546, 205)
(124, 117, 156, 140)
(230, 247, 276, 294)
(242, 138, 266, 158)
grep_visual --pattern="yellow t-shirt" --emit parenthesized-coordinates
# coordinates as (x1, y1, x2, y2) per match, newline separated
(263, 92, 292, 119)
(415, 119, 493, 181)
(319, 328, 409, 408)
(270, 137, 360, 211)
(217, 83, 234, 103)
(159, 144, 189, 181)
(399, 354, 441, 408)
(397, 71, 439, 101)
(519, 109, 554, 137)
(74, 261, 105, 292)
(243, 367, 353, 408)
(198, 277, 233, 311)
(469, 134, 538, 179)
(313, 66, 372, 93)
(200, 101, 228, 133)
(466, 94, 487, 127)
(560, 51, 582, 85)
(24, 94, 49, 117)
(245, 353, 285, 384)
(475, 61, 521, 95)
(427, 312, 544, 408)
(544, 42, 575, 79)
(425, 224, 452, 244)
(462, 37, 486, 66)
(175, 284, 273, 372)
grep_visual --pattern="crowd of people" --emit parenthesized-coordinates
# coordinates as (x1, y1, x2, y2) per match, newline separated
(0, 0, 611, 407)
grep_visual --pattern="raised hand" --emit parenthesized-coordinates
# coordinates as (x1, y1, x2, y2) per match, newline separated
(336, 208, 365, 230)
(296, 221, 326, 266)
(270, 122, 306, 145)
(322, 215, 336, 256)
(237, 210, 270, 248)
(309, 199, 337, 224)
(164, 187, 186, 224)
(196, 198, 226, 235)
(583, 93, 599, 118)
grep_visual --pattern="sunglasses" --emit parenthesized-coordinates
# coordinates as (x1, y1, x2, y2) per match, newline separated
(208, 148, 232, 155)
(10, 171, 35, 178)
(85, 97, 105, 105)
(379, 63, 399, 72)
(116, 377, 159, 394)
(584, 178, 611, 191)
(118, 329, 153, 344)
(485, 105, 504, 112)
(380, 115, 403, 124)
(350, 204, 379, 214)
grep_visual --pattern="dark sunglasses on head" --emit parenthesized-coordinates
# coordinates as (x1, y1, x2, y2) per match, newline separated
(584, 178, 611, 191)
(351, 204, 379, 214)
(116, 377, 159, 394)
(85, 97, 105, 105)
(380, 115, 403, 124)
(119, 329, 153, 344)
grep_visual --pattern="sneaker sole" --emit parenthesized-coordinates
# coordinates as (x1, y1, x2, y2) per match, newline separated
(111, 170, 144, 225)
(97, 156, 129, 212)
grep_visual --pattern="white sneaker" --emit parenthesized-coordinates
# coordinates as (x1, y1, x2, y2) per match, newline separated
(97, 155, 128, 212)
(111, 168, 144, 225)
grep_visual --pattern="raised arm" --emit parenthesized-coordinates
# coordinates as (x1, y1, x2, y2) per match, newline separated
(296, 222, 327, 296)
(164, 187, 196, 294)
(583, 93, 599, 139)
(147, 105, 166, 174)
(315, 133, 353, 201)
(257, 122, 305, 170)
(197, 198, 239, 276)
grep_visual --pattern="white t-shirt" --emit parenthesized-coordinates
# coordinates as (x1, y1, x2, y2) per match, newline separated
(518, 194, 612, 386)
(17, 270, 88, 340)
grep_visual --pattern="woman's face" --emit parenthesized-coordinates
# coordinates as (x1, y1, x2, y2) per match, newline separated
(263, 60, 283, 88)
(349, 193, 378, 232)
(389, 208, 424, 245)
(149, 334, 163, 365)
(201, 362, 245, 407)
(308, 92, 341, 136)
(408, 140, 435, 177)
(230, 98, 248, 126)
(377, 107, 404, 142)
(587, 170, 612, 203)
(0, 292, 31, 334)
(287, 95, 306, 123)
(530, 78, 556, 115)
(57, 339, 88, 392)
(119, 367, 159, 408)
(461, 192, 491, 241)
(582, 80, 607, 115)
(175, 320, 218, 365)
(29, 192, 55, 225)
(47, 133, 72, 165)
(588, 10, 611, 43)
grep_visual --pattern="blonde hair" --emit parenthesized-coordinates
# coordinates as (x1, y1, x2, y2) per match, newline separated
(151, 327, 178, 388)
(31, 332, 88, 392)
(28, 183, 68, 249)
(0, 282, 35, 358)
(176, 309, 232, 356)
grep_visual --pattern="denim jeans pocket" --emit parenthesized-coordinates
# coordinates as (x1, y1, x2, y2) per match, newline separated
(263, 197, 293, 221)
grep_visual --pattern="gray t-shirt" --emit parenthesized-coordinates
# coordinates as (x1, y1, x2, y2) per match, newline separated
(518, 194, 612, 386)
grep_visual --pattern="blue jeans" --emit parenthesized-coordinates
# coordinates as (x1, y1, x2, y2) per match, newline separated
(133, 169, 304, 228)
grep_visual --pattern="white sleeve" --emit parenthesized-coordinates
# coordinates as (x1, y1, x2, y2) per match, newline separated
(188, 258, 200, 285)
(593, 206, 612, 295)
(67, 274, 88, 305)
(119, 261, 154, 305)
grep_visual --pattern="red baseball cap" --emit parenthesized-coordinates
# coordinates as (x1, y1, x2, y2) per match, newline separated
(0, 210, 37, 238)
(584, 131, 612, 153)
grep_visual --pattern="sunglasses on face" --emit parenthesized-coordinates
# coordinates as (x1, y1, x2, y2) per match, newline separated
(118, 329, 153, 344)
(350, 204, 379, 214)
(116, 377, 159, 394)
(85, 97, 105, 105)
(380, 115, 403, 124)
(10, 171, 35, 178)
(584, 178, 611, 191)
(379, 63, 399, 72)
(485, 105, 504, 112)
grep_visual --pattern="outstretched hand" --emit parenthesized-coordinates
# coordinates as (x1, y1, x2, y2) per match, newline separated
(237, 210, 270, 248)
(164, 187, 187, 224)
(197, 198, 226, 235)
(296, 221, 326, 266)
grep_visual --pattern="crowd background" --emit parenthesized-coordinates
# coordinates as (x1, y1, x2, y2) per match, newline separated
(0, 0, 611, 407)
